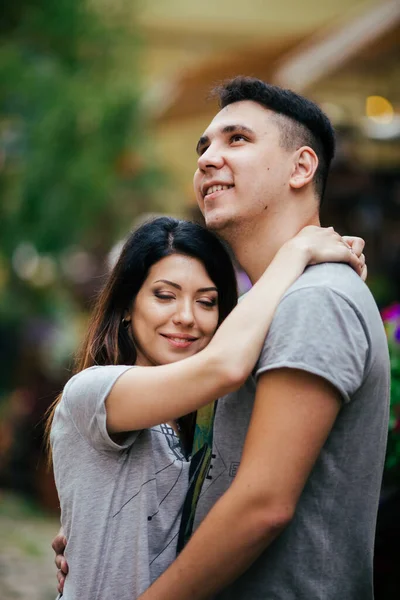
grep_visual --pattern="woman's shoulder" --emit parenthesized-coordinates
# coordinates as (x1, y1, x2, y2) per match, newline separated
(53, 365, 138, 454)
(63, 365, 134, 406)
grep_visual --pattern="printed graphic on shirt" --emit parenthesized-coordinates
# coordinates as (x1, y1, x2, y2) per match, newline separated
(108, 424, 188, 570)
(159, 423, 186, 461)
(198, 439, 227, 495)
(229, 462, 240, 477)
(177, 401, 217, 551)
(112, 425, 186, 519)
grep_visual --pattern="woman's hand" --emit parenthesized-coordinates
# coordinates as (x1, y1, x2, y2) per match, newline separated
(52, 528, 68, 594)
(342, 235, 367, 281)
(287, 226, 366, 280)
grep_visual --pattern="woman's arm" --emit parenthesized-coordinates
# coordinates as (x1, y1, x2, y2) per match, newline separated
(106, 226, 363, 433)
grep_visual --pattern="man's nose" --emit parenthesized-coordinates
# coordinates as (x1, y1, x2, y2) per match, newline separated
(197, 145, 224, 172)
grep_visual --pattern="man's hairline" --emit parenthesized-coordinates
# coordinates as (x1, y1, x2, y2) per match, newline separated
(215, 99, 316, 152)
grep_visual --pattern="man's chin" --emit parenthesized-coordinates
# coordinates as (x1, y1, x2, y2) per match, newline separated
(204, 212, 230, 232)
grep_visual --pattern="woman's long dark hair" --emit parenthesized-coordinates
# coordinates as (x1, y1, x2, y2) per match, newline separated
(45, 216, 238, 457)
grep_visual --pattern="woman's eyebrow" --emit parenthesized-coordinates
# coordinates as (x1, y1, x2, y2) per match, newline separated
(154, 279, 181, 290)
(154, 280, 217, 293)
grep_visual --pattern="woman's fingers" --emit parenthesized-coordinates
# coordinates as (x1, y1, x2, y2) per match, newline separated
(55, 554, 68, 574)
(52, 528, 68, 594)
(342, 236, 365, 258)
(343, 243, 363, 275)
(330, 232, 366, 278)
(57, 569, 65, 593)
(361, 263, 368, 282)
(292, 227, 367, 279)
(340, 240, 367, 278)
(52, 532, 66, 555)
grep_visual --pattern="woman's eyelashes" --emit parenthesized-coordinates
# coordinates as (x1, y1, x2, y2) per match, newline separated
(197, 297, 217, 308)
(153, 290, 217, 308)
(154, 291, 175, 301)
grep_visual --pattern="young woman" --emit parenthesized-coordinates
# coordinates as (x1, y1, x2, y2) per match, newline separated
(48, 217, 365, 599)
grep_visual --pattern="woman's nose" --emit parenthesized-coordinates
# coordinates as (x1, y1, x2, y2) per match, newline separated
(172, 302, 195, 327)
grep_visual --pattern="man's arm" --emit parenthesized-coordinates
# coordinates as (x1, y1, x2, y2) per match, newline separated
(138, 367, 341, 600)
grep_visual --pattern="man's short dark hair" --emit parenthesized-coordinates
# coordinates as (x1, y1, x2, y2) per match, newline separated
(214, 77, 335, 202)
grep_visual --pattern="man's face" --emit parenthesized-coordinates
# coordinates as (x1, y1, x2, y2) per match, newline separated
(193, 100, 294, 233)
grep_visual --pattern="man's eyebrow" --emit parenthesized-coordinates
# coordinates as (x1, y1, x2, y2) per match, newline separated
(221, 124, 255, 137)
(154, 280, 218, 293)
(195, 125, 255, 155)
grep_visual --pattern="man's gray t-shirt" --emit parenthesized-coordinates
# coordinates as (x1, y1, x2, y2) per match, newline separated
(51, 365, 190, 600)
(194, 263, 390, 599)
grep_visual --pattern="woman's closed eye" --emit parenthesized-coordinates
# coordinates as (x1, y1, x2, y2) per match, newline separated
(197, 297, 217, 308)
(154, 292, 175, 301)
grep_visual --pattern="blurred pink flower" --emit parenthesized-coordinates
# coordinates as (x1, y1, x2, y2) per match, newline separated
(381, 303, 400, 321)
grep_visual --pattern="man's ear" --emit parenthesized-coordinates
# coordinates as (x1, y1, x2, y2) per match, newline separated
(289, 147, 318, 190)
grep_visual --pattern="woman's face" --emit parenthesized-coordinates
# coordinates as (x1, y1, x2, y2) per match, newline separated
(129, 254, 219, 366)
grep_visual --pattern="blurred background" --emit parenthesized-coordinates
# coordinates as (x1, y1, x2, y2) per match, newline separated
(0, 0, 399, 598)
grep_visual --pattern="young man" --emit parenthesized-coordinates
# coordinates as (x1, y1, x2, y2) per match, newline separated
(54, 78, 388, 599)
(137, 78, 390, 599)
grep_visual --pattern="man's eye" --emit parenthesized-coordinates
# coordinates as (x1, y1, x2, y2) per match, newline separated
(230, 134, 246, 143)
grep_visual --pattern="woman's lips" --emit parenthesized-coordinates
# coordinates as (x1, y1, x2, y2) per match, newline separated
(160, 334, 198, 349)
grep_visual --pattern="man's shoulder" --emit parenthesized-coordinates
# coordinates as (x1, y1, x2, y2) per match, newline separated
(284, 263, 370, 306)
(277, 263, 385, 348)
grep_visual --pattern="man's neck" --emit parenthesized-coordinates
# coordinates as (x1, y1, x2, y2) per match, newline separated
(228, 210, 321, 284)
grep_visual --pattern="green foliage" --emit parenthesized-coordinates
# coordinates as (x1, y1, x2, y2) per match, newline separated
(0, 0, 162, 323)
(0, 1, 166, 398)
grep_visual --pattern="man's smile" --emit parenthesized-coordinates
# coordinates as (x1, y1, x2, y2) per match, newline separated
(202, 183, 235, 200)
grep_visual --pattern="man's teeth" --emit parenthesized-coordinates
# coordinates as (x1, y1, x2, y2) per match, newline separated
(206, 184, 233, 195)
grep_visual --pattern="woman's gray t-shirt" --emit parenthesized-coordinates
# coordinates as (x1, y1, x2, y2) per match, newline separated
(51, 365, 190, 599)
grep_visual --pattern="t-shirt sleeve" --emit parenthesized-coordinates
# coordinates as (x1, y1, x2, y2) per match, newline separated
(255, 286, 370, 403)
(62, 365, 138, 453)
